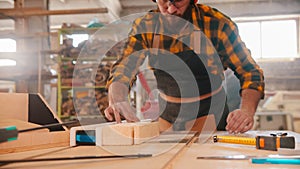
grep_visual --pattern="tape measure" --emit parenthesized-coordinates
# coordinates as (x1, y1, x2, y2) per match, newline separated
(213, 135, 256, 145)
(213, 134, 295, 151)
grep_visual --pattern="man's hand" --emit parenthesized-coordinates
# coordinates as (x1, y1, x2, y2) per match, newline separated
(104, 82, 140, 123)
(225, 89, 262, 134)
(226, 109, 254, 134)
(104, 101, 139, 123)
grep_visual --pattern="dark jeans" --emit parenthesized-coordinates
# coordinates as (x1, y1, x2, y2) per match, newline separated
(159, 88, 229, 131)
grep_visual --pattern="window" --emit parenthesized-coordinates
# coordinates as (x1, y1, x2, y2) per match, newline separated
(67, 34, 89, 47)
(0, 59, 16, 67)
(61, 34, 89, 47)
(237, 22, 260, 59)
(261, 20, 297, 58)
(0, 38, 16, 67)
(237, 19, 298, 59)
(0, 38, 16, 52)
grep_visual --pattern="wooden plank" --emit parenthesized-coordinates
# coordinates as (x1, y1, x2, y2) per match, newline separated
(0, 118, 69, 155)
(0, 30, 57, 39)
(0, 119, 47, 131)
(0, 143, 185, 169)
(0, 131, 299, 169)
(172, 142, 300, 169)
(161, 132, 198, 169)
(0, 7, 108, 19)
(172, 131, 300, 169)
(101, 122, 160, 146)
(0, 93, 28, 121)
(0, 131, 70, 154)
(134, 122, 160, 144)
(101, 123, 134, 146)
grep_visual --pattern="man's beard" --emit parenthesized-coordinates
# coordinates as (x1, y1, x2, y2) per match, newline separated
(163, 15, 186, 32)
(161, 5, 192, 34)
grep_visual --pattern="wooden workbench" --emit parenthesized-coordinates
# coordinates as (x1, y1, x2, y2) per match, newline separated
(0, 131, 299, 169)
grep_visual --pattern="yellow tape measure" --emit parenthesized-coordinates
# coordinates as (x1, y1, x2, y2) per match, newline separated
(213, 134, 295, 151)
(213, 135, 256, 145)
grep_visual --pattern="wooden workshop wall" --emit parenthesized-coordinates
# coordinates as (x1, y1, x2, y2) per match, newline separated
(9, 0, 49, 94)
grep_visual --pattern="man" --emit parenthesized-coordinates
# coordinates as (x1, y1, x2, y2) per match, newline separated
(104, 0, 264, 134)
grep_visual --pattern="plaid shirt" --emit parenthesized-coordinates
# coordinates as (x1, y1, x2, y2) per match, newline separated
(107, 4, 265, 97)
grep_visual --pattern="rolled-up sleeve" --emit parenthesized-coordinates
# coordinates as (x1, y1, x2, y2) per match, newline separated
(218, 21, 265, 98)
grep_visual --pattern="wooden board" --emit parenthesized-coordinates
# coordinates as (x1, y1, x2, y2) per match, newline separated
(0, 93, 66, 131)
(0, 143, 184, 169)
(101, 123, 134, 145)
(0, 119, 47, 131)
(0, 119, 69, 154)
(0, 131, 70, 154)
(0, 93, 28, 121)
(101, 122, 160, 145)
(173, 142, 300, 169)
(134, 122, 160, 144)
(0, 131, 299, 169)
(172, 131, 300, 169)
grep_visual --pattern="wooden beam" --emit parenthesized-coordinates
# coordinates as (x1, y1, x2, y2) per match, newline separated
(0, 7, 108, 19)
(0, 30, 57, 39)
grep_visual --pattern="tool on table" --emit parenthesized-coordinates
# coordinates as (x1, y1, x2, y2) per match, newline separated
(197, 155, 300, 165)
(0, 120, 78, 143)
(197, 155, 255, 160)
(213, 132, 295, 151)
(0, 154, 152, 165)
(213, 135, 256, 145)
(251, 157, 300, 165)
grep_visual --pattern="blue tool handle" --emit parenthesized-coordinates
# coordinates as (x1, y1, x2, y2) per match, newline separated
(0, 126, 18, 143)
(252, 158, 300, 165)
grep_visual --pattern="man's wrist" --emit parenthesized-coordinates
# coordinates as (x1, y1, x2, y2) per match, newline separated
(240, 107, 256, 117)
(240, 89, 262, 116)
(108, 82, 130, 103)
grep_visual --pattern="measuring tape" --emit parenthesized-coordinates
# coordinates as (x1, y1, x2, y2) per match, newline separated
(213, 135, 295, 151)
(213, 135, 256, 145)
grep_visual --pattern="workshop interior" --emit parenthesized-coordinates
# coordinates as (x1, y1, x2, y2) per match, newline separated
(0, 0, 300, 168)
